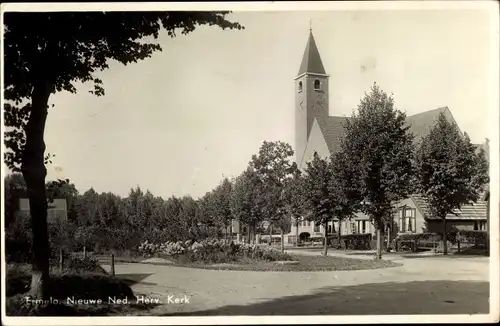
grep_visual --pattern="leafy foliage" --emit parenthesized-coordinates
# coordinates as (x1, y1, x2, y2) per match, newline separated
(249, 141, 297, 234)
(230, 167, 264, 234)
(3, 11, 244, 170)
(415, 112, 489, 219)
(456, 230, 487, 244)
(302, 152, 359, 231)
(302, 153, 338, 227)
(339, 234, 373, 250)
(137, 239, 292, 264)
(339, 83, 416, 228)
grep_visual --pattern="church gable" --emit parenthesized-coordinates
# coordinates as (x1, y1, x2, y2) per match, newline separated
(299, 118, 331, 171)
(316, 116, 350, 154)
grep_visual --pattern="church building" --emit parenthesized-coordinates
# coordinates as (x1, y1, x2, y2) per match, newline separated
(287, 30, 489, 244)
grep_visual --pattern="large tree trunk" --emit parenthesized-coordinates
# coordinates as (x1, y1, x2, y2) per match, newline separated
(280, 229, 284, 254)
(323, 222, 328, 256)
(229, 220, 233, 242)
(338, 221, 343, 249)
(295, 219, 299, 247)
(246, 223, 251, 244)
(386, 223, 392, 252)
(269, 223, 273, 246)
(442, 218, 448, 255)
(375, 220, 383, 260)
(22, 81, 52, 299)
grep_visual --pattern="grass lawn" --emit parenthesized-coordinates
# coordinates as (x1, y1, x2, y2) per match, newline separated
(107, 254, 401, 272)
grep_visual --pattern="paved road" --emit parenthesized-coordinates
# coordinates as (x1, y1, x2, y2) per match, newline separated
(101, 253, 489, 315)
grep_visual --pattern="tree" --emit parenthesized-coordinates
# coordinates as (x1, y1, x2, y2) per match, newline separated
(282, 169, 306, 246)
(45, 178, 79, 222)
(230, 167, 263, 244)
(210, 178, 234, 239)
(415, 112, 489, 255)
(330, 147, 363, 249)
(339, 83, 415, 259)
(4, 173, 27, 227)
(75, 188, 99, 226)
(302, 152, 359, 256)
(249, 141, 297, 252)
(3, 11, 243, 298)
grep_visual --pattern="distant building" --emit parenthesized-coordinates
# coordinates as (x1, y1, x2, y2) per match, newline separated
(288, 30, 489, 243)
(18, 198, 68, 223)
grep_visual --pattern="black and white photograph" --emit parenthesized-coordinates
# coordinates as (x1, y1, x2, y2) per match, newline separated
(1, 1, 499, 324)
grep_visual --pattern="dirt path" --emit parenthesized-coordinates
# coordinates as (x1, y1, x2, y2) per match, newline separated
(101, 254, 489, 315)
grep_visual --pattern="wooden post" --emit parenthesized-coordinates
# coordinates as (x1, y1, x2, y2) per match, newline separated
(110, 254, 115, 276)
(457, 241, 461, 253)
(59, 248, 64, 272)
(83, 246, 87, 259)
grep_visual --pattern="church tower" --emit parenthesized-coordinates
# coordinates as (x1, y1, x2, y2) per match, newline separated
(295, 29, 329, 165)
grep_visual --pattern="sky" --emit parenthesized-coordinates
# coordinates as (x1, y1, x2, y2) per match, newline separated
(4, 7, 495, 199)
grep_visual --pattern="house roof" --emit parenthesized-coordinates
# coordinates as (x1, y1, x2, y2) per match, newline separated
(316, 106, 455, 156)
(411, 195, 488, 220)
(297, 31, 326, 75)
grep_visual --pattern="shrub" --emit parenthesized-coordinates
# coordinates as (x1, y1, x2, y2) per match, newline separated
(394, 232, 458, 244)
(5, 218, 32, 263)
(137, 238, 292, 263)
(63, 257, 107, 275)
(341, 234, 372, 250)
(457, 230, 487, 245)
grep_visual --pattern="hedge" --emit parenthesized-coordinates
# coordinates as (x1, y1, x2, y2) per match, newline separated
(395, 232, 458, 243)
(341, 234, 372, 250)
(456, 230, 487, 244)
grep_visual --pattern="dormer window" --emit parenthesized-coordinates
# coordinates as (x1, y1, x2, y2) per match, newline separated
(298, 81, 303, 93)
(314, 79, 321, 90)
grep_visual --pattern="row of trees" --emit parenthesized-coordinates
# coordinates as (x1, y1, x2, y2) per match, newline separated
(5, 84, 489, 264)
(5, 83, 489, 268)
(203, 84, 489, 259)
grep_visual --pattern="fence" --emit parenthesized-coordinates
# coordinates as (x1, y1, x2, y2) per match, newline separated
(394, 235, 487, 253)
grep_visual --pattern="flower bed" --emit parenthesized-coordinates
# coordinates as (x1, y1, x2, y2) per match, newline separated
(137, 239, 292, 264)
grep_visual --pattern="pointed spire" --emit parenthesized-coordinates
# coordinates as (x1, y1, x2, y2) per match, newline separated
(297, 29, 326, 76)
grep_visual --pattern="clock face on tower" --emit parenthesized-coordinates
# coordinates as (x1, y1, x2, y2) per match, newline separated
(312, 93, 326, 111)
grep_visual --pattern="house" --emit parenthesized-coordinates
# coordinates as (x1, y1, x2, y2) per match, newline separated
(286, 29, 489, 243)
(18, 198, 68, 223)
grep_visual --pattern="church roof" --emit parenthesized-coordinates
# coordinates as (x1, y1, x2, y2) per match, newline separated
(403, 106, 454, 144)
(298, 31, 326, 75)
(316, 116, 350, 154)
(316, 106, 456, 155)
(412, 194, 488, 220)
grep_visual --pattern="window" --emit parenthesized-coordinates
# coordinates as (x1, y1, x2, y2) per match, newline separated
(362, 220, 366, 234)
(351, 222, 356, 234)
(328, 225, 332, 234)
(314, 224, 320, 232)
(307, 221, 311, 227)
(314, 79, 321, 90)
(298, 81, 303, 92)
(474, 221, 486, 231)
(398, 207, 416, 233)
